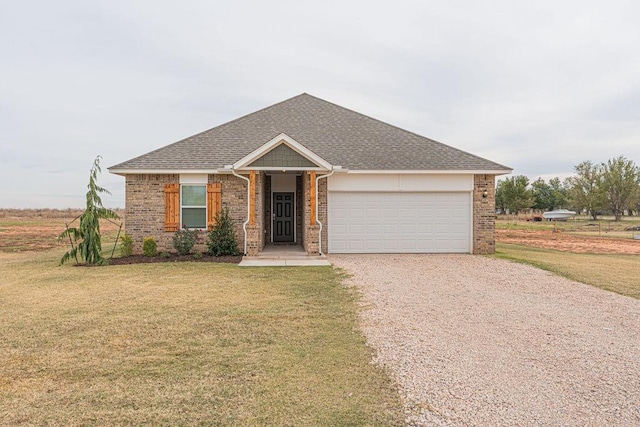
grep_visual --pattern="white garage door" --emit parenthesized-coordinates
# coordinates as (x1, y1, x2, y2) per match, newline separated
(328, 192, 471, 253)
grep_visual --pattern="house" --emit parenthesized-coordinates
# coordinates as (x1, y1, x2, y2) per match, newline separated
(108, 94, 511, 256)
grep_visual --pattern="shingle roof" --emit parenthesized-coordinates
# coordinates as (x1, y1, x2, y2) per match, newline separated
(109, 93, 511, 172)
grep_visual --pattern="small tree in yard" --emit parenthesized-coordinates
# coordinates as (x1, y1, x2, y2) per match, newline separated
(59, 156, 120, 265)
(207, 207, 239, 256)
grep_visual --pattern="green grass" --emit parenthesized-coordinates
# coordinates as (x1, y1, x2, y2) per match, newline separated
(0, 250, 403, 426)
(495, 242, 640, 299)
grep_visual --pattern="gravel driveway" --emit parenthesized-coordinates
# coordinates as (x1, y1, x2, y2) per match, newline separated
(330, 254, 640, 426)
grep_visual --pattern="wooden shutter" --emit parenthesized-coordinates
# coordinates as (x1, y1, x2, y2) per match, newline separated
(164, 183, 180, 232)
(207, 183, 222, 229)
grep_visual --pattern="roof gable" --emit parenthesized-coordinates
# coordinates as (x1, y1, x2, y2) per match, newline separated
(109, 93, 511, 174)
(247, 144, 319, 168)
(234, 133, 332, 170)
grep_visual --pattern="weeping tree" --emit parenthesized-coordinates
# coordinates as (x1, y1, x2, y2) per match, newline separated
(59, 156, 120, 265)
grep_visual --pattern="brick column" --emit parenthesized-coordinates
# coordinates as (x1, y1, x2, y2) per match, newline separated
(246, 224, 261, 256)
(473, 174, 496, 254)
(306, 225, 320, 256)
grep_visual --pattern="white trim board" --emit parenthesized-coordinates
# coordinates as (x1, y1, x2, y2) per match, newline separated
(328, 173, 473, 192)
(342, 169, 512, 175)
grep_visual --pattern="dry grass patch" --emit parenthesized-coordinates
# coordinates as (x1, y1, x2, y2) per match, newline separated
(495, 243, 640, 299)
(0, 250, 403, 426)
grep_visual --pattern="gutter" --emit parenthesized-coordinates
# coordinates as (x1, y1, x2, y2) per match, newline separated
(315, 168, 335, 255)
(230, 168, 250, 255)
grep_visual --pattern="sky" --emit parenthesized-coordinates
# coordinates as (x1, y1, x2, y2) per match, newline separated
(1, 0, 639, 208)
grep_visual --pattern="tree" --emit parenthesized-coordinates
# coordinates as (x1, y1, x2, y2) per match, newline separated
(531, 178, 553, 211)
(496, 175, 534, 214)
(548, 177, 569, 210)
(566, 160, 606, 220)
(59, 156, 120, 265)
(600, 156, 639, 221)
(495, 182, 507, 214)
(634, 184, 640, 216)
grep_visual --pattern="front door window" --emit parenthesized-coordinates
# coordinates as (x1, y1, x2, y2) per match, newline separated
(273, 192, 294, 242)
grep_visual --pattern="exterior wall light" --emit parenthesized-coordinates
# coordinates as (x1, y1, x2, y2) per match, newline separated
(482, 189, 488, 198)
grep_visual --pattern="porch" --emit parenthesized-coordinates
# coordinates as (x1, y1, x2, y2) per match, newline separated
(243, 169, 327, 257)
(226, 133, 333, 258)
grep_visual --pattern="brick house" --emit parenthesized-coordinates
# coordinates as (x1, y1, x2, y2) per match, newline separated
(109, 94, 511, 256)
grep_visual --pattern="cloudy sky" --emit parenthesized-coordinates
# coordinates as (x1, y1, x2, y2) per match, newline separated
(1, 0, 639, 208)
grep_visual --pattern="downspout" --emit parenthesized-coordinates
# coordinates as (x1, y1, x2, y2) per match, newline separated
(315, 168, 335, 255)
(231, 169, 250, 255)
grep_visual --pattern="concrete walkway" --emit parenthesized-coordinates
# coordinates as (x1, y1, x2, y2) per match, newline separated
(238, 258, 330, 266)
(238, 244, 331, 267)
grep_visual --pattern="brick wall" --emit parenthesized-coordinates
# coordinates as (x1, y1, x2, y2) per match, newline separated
(264, 175, 271, 243)
(302, 172, 313, 254)
(318, 178, 328, 254)
(301, 171, 328, 255)
(473, 174, 496, 254)
(210, 173, 250, 254)
(125, 174, 178, 253)
(255, 172, 265, 251)
(124, 173, 249, 254)
(296, 174, 303, 245)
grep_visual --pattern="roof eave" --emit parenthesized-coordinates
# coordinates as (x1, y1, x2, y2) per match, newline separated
(108, 167, 512, 176)
(343, 169, 513, 175)
(108, 168, 223, 176)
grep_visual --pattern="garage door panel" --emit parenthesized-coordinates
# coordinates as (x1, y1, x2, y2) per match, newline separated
(329, 192, 470, 253)
(333, 208, 347, 219)
(399, 223, 415, 233)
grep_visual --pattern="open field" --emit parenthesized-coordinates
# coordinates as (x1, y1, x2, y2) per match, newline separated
(0, 209, 123, 253)
(497, 213, 640, 234)
(0, 248, 403, 426)
(496, 215, 640, 254)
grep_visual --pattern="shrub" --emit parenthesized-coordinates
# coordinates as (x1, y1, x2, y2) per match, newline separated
(207, 207, 240, 256)
(193, 251, 203, 260)
(160, 251, 171, 259)
(173, 227, 199, 255)
(120, 234, 133, 257)
(143, 237, 157, 257)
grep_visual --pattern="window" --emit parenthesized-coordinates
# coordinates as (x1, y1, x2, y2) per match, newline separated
(181, 185, 206, 229)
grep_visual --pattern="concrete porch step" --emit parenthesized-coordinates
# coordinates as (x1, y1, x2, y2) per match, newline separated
(238, 257, 331, 267)
(239, 244, 331, 266)
(253, 252, 326, 260)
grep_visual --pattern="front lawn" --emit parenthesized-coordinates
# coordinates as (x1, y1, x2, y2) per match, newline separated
(0, 250, 403, 426)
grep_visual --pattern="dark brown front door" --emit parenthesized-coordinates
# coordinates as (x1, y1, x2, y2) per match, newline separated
(273, 192, 294, 242)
